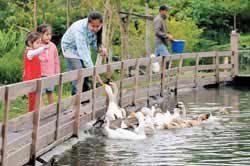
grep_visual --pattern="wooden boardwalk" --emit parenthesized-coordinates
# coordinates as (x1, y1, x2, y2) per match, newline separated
(0, 51, 237, 166)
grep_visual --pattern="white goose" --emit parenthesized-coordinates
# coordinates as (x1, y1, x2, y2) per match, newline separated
(104, 112, 146, 140)
(138, 107, 156, 135)
(104, 83, 126, 121)
(150, 54, 160, 73)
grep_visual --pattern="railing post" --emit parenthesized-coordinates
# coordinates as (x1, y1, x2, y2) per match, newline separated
(231, 30, 239, 76)
(147, 58, 152, 106)
(1, 86, 9, 166)
(73, 69, 83, 137)
(176, 55, 183, 92)
(55, 74, 63, 140)
(215, 52, 220, 84)
(92, 67, 97, 120)
(194, 53, 199, 87)
(119, 62, 125, 107)
(160, 56, 166, 97)
(133, 59, 139, 105)
(30, 79, 43, 164)
(166, 56, 172, 91)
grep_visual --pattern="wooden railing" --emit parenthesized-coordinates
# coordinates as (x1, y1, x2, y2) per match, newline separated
(0, 51, 234, 166)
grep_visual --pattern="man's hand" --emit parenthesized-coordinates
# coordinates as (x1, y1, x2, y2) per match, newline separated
(167, 34, 174, 41)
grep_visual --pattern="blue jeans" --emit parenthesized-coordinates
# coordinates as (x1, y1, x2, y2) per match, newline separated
(155, 43, 169, 56)
(65, 58, 91, 95)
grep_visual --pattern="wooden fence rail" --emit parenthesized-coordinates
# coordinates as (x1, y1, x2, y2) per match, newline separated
(0, 51, 238, 166)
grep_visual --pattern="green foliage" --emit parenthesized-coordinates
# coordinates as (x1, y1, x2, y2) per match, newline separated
(0, 30, 25, 84)
(168, 18, 203, 52)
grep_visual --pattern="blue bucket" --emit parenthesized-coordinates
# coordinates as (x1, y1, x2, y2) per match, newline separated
(171, 40, 185, 53)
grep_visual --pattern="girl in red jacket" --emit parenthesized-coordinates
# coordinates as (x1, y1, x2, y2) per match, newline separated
(23, 32, 49, 112)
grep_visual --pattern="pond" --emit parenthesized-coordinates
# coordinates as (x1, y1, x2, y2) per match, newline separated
(51, 85, 250, 166)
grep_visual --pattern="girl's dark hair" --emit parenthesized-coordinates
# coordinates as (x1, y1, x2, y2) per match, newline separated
(88, 11, 103, 48)
(25, 32, 41, 46)
(37, 24, 52, 34)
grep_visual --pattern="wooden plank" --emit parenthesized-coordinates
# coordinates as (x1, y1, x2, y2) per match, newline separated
(82, 67, 94, 77)
(218, 51, 231, 57)
(170, 54, 182, 60)
(30, 79, 43, 163)
(41, 74, 60, 88)
(138, 57, 150, 65)
(151, 56, 162, 63)
(81, 90, 92, 102)
(96, 64, 108, 74)
(110, 62, 122, 70)
(133, 59, 139, 105)
(7, 143, 31, 166)
(219, 64, 232, 69)
(198, 64, 216, 70)
(55, 74, 63, 140)
(0, 86, 5, 101)
(61, 70, 79, 83)
(8, 80, 37, 99)
(73, 69, 83, 137)
(123, 59, 137, 67)
(238, 50, 250, 53)
(181, 66, 195, 72)
(198, 52, 216, 58)
(61, 95, 76, 111)
(1, 86, 9, 166)
(181, 53, 197, 59)
(122, 77, 136, 87)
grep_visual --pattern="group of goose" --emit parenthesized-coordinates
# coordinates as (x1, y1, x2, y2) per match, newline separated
(94, 82, 213, 141)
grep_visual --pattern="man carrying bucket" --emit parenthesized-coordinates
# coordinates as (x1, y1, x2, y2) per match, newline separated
(153, 4, 174, 56)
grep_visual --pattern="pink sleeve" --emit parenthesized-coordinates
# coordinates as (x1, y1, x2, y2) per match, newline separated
(53, 45, 60, 74)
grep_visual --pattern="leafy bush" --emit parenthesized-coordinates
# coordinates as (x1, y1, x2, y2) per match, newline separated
(0, 30, 25, 84)
(168, 18, 203, 52)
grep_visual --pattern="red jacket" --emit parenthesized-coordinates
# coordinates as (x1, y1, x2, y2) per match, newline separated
(23, 47, 41, 81)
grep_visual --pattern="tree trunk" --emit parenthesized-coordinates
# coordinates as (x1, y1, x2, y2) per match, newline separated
(67, 0, 70, 28)
(33, 0, 37, 30)
(145, 2, 151, 56)
(233, 14, 237, 31)
(102, 0, 114, 63)
(116, 0, 134, 60)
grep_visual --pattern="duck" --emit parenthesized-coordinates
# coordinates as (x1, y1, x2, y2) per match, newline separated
(103, 111, 146, 140)
(138, 107, 156, 135)
(150, 54, 160, 73)
(104, 82, 126, 121)
(173, 101, 187, 119)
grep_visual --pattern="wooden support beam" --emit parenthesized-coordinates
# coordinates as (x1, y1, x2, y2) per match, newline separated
(30, 79, 43, 163)
(215, 52, 220, 84)
(55, 74, 63, 140)
(176, 55, 183, 91)
(133, 59, 140, 105)
(92, 67, 97, 120)
(160, 56, 166, 97)
(119, 62, 125, 107)
(73, 69, 84, 137)
(194, 54, 199, 87)
(147, 58, 152, 106)
(1, 86, 9, 166)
